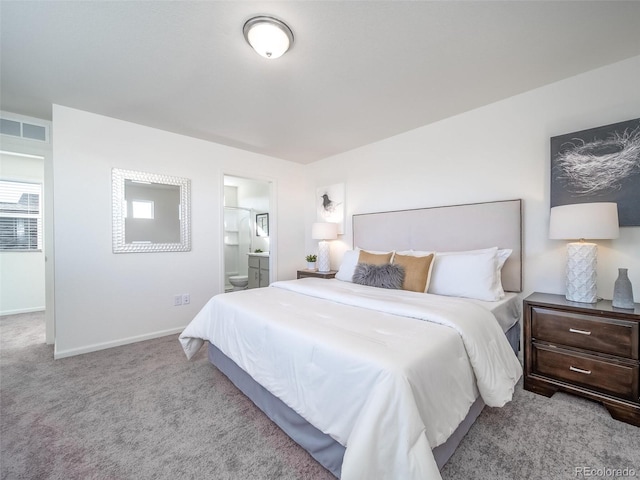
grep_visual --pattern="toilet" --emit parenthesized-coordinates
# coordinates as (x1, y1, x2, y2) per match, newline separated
(229, 275, 249, 291)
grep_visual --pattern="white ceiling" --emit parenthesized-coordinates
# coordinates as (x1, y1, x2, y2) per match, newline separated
(2, 1, 640, 164)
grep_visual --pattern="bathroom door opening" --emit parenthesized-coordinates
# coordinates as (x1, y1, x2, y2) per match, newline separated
(223, 175, 272, 293)
(223, 206, 252, 291)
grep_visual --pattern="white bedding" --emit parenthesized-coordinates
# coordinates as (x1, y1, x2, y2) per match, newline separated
(179, 278, 522, 480)
(467, 292, 522, 332)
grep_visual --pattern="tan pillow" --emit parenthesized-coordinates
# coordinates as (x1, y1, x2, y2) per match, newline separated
(392, 253, 434, 292)
(358, 250, 393, 265)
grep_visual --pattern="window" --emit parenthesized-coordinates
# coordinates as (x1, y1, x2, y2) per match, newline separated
(0, 180, 42, 251)
(131, 200, 154, 219)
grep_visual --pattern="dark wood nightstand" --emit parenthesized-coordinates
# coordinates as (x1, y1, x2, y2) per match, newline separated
(523, 292, 640, 427)
(296, 270, 337, 279)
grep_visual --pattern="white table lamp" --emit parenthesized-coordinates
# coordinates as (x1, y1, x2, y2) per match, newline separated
(312, 222, 338, 272)
(549, 202, 619, 303)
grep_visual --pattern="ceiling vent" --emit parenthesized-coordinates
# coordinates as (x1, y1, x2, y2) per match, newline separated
(0, 115, 49, 142)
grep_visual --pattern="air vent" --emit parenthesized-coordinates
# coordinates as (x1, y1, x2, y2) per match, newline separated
(0, 115, 48, 142)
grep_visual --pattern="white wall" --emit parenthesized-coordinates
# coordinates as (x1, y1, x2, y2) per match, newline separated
(53, 105, 308, 358)
(0, 152, 45, 315)
(51, 56, 640, 358)
(307, 56, 640, 302)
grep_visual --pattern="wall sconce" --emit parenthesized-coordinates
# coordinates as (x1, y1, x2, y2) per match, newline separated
(549, 202, 619, 303)
(243, 16, 294, 59)
(312, 222, 338, 273)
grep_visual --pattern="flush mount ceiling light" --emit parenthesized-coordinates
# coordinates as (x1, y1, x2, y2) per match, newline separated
(243, 16, 294, 59)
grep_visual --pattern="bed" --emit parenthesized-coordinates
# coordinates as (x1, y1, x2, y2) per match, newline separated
(180, 199, 523, 480)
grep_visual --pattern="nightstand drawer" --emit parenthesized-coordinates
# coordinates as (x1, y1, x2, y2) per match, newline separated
(531, 307, 638, 359)
(533, 344, 639, 401)
(524, 293, 640, 426)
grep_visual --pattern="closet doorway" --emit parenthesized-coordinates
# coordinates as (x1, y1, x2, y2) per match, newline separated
(223, 175, 272, 292)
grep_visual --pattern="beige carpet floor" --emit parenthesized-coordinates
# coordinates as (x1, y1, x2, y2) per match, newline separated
(1, 312, 638, 479)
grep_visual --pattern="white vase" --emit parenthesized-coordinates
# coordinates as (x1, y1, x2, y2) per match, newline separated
(307, 262, 316, 270)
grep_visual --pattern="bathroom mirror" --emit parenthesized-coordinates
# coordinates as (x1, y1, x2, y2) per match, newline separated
(256, 213, 269, 237)
(112, 168, 191, 253)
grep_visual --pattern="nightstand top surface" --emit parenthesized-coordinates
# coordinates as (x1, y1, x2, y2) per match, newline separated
(525, 292, 640, 317)
(296, 269, 338, 279)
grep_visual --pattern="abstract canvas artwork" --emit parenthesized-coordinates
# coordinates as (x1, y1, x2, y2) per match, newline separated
(316, 183, 345, 234)
(551, 118, 640, 226)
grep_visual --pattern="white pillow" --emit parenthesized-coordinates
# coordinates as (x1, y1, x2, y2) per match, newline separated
(428, 247, 502, 301)
(495, 248, 512, 298)
(395, 250, 434, 257)
(335, 249, 360, 282)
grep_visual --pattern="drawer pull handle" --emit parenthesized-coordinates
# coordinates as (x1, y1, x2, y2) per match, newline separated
(569, 328, 591, 335)
(569, 366, 592, 375)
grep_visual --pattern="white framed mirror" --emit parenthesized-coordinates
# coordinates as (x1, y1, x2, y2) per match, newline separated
(112, 168, 191, 253)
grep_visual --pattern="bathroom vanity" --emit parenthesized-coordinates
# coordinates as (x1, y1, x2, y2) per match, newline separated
(248, 253, 270, 288)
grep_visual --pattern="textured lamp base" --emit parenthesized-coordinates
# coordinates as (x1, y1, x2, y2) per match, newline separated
(565, 242, 597, 303)
(317, 240, 331, 272)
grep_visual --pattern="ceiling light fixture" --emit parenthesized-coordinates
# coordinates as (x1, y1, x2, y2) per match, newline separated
(243, 16, 294, 59)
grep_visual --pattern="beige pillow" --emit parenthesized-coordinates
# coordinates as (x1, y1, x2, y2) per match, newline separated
(358, 250, 393, 265)
(392, 253, 434, 293)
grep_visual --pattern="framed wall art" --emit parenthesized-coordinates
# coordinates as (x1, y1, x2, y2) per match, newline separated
(316, 183, 345, 234)
(550, 118, 640, 226)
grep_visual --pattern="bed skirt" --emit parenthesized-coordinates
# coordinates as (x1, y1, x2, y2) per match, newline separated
(208, 321, 521, 478)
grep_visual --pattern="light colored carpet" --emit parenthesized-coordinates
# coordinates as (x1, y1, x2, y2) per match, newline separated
(1, 312, 333, 480)
(1, 312, 638, 479)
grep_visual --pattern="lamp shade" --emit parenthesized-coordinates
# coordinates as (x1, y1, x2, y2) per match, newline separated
(312, 222, 338, 240)
(549, 202, 619, 240)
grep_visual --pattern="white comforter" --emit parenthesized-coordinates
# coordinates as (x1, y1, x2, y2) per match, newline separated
(179, 278, 522, 480)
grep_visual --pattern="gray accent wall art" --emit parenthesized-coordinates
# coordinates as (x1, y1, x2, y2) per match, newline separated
(550, 118, 640, 226)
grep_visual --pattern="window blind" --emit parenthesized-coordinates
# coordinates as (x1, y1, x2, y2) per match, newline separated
(0, 180, 42, 251)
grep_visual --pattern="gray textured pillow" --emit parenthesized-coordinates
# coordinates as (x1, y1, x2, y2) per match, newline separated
(352, 263, 405, 289)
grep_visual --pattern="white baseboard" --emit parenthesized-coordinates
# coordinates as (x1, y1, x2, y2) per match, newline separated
(0, 306, 45, 316)
(53, 326, 186, 359)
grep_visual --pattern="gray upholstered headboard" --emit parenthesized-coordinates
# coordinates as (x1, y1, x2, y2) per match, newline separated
(352, 199, 522, 292)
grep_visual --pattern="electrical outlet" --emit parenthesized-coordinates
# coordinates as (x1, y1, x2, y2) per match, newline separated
(174, 295, 182, 306)
(182, 293, 190, 305)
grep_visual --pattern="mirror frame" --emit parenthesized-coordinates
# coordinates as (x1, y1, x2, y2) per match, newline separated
(112, 168, 191, 253)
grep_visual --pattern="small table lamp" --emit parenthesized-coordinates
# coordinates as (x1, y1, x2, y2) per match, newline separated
(549, 202, 619, 303)
(312, 222, 338, 273)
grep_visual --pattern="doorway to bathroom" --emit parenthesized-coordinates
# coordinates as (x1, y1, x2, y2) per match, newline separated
(223, 175, 272, 292)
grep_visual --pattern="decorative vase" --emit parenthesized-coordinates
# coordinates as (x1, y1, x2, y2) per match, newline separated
(612, 268, 635, 309)
(307, 262, 316, 270)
